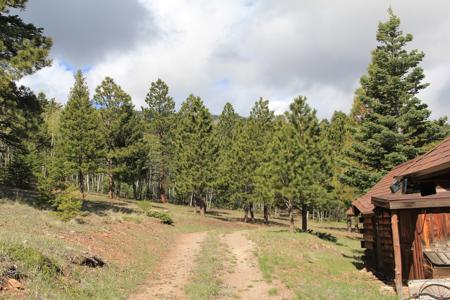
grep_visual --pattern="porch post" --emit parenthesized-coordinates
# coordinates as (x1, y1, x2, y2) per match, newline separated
(391, 210, 403, 298)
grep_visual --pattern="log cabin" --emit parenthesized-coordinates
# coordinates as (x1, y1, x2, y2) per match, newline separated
(349, 136, 450, 297)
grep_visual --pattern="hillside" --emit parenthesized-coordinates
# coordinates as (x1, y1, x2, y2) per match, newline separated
(0, 195, 395, 299)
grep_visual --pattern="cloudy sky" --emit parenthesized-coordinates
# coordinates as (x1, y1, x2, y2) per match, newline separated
(16, 0, 450, 119)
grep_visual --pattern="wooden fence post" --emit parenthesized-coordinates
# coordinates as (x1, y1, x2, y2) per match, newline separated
(391, 211, 403, 298)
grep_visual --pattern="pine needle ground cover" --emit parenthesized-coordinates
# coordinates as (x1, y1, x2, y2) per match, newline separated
(249, 223, 397, 300)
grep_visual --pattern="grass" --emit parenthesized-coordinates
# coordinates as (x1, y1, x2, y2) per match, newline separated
(0, 195, 399, 299)
(0, 196, 176, 299)
(185, 232, 228, 300)
(268, 287, 278, 296)
(249, 222, 397, 300)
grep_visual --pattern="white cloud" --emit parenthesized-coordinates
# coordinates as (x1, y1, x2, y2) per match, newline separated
(19, 59, 74, 103)
(18, 0, 450, 119)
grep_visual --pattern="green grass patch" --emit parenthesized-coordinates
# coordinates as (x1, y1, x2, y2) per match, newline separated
(250, 229, 397, 300)
(0, 243, 61, 279)
(185, 233, 226, 300)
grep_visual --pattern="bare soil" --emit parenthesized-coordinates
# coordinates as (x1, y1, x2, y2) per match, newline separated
(218, 231, 293, 300)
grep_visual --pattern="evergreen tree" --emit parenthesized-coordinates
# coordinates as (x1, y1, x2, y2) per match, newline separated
(226, 119, 256, 221)
(226, 98, 274, 222)
(174, 95, 215, 215)
(58, 71, 101, 199)
(324, 112, 357, 213)
(214, 102, 239, 206)
(343, 9, 448, 193)
(247, 98, 274, 221)
(260, 97, 327, 231)
(94, 76, 135, 199)
(0, 0, 52, 148)
(143, 79, 175, 203)
(287, 96, 328, 231)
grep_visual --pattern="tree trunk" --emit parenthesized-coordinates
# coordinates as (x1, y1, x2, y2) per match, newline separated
(78, 169, 85, 200)
(116, 182, 121, 200)
(108, 159, 114, 199)
(301, 203, 308, 232)
(243, 205, 249, 223)
(288, 202, 295, 232)
(263, 204, 269, 225)
(249, 202, 255, 223)
(199, 195, 206, 216)
(132, 182, 138, 200)
(159, 165, 168, 203)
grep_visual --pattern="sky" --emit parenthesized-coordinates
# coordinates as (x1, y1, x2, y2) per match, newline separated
(16, 0, 450, 119)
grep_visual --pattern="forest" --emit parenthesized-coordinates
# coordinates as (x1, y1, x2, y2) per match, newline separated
(3, 1, 450, 299)
(1, 1, 448, 234)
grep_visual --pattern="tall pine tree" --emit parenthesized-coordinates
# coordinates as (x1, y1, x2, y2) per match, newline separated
(214, 102, 239, 206)
(343, 9, 448, 193)
(143, 79, 175, 203)
(174, 95, 215, 215)
(94, 76, 135, 199)
(58, 71, 101, 199)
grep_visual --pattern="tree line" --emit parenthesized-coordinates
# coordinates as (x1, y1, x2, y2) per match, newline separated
(1, 2, 448, 230)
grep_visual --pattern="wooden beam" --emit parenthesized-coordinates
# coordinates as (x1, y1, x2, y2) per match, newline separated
(391, 211, 403, 297)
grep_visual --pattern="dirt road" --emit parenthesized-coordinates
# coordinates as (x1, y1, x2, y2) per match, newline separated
(128, 231, 207, 300)
(129, 230, 292, 300)
(218, 231, 293, 300)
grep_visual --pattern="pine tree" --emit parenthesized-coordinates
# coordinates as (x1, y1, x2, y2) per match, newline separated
(58, 71, 101, 199)
(174, 95, 215, 215)
(94, 76, 136, 199)
(343, 9, 448, 193)
(288, 96, 328, 231)
(226, 98, 274, 222)
(0, 0, 52, 148)
(260, 97, 327, 231)
(214, 102, 239, 206)
(247, 98, 274, 222)
(323, 112, 357, 213)
(226, 119, 256, 221)
(143, 79, 175, 203)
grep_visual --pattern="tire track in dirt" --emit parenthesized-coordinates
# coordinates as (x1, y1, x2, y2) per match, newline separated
(128, 231, 207, 300)
(218, 231, 293, 300)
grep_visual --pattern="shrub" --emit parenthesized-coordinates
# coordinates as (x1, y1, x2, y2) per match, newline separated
(136, 200, 152, 212)
(52, 185, 82, 221)
(146, 211, 173, 225)
(0, 243, 61, 279)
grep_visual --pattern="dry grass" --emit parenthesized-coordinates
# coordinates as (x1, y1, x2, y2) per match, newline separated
(0, 196, 397, 299)
(249, 221, 397, 300)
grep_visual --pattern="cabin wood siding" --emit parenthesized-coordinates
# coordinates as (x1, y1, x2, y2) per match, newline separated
(374, 208, 394, 277)
(362, 216, 377, 269)
(396, 207, 450, 280)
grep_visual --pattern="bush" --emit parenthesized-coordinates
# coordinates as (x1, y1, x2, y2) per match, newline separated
(0, 243, 61, 279)
(52, 185, 82, 221)
(146, 211, 173, 225)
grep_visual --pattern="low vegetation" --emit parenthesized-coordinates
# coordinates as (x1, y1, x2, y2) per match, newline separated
(0, 194, 399, 299)
(250, 221, 396, 300)
(136, 201, 174, 225)
(185, 232, 228, 300)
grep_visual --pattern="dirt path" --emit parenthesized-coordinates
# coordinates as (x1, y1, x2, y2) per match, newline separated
(218, 231, 293, 300)
(128, 231, 207, 300)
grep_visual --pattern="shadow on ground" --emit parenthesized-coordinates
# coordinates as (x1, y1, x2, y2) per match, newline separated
(82, 198, 138, 216)
(205, 210, 289, 227)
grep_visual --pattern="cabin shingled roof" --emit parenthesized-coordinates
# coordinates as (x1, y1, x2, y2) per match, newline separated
(399, 136, 450, 178)
(351, 159, 417, 215)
